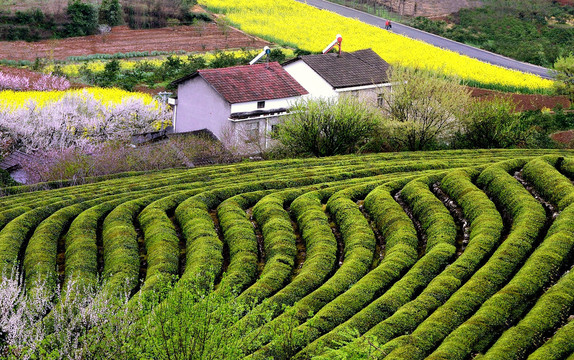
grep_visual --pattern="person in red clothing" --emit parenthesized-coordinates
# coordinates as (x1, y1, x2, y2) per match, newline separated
(385, 20, 392, 30)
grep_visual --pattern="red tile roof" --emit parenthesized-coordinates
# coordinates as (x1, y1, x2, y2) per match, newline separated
(195, 62, 308, 104)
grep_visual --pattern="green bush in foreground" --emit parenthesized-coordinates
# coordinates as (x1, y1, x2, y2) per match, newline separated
(0, 273, 271, 360)
(272, 97, 381, 157)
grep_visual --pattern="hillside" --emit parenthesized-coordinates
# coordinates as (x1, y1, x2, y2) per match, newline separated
(2, 149, 574, 358)
(376, 0, 482, 18)
(410, 0, 574, 67)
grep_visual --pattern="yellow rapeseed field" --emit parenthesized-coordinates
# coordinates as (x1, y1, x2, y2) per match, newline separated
(200, 0, 553, 91)
(43, 49, 296, 77)
(0, 88, 159, 111)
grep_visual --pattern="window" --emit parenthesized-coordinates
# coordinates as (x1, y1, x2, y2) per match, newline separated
(271, 124, 279, 134)
(257, 101, 265, 109)
(377, 93, 384, 108)
(245, 121, 260, 141)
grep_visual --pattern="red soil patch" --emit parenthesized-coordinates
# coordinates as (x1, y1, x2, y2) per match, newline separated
(469, 87, 571, 112)
(0, 66, 87, 89)
(551, 129, 574, 148)
(0, 66, 49, 82)
(0, 24, 270, 62)
(133, 85, 165, 95)
(551, 130, 574, 144)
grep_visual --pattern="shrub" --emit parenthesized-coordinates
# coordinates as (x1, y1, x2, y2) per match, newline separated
(273, 97, 381, 157)
(66, 0, 99, 37)
(99, 0, 123, 26)
(20, 134, 231, 185)
(457, 97, 530, 148)
(553, 54, 574, 103)
(380, 66, 472, 151)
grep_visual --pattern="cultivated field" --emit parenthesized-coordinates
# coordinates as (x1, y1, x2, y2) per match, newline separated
(1, 149, 574, 358)
(0, 23, 269, 61)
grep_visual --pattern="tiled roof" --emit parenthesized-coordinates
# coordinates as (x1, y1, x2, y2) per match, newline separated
(295, 49, 391, 89)
(0, 150, 33, 171)
(173, 62, 308, 104)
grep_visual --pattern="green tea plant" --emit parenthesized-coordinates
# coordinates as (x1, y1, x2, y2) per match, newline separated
(1, 149, 574, 359)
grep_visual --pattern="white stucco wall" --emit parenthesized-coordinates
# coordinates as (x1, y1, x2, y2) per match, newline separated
(230, 96, 304, 114)
(337, 83, 393, 108)
(175, 76, 231, 139)
(283, 61, 338, 99)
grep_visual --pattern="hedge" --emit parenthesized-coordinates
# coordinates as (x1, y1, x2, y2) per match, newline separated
(245, 181, 381, 358)
(376, 161, 547, 360)
(297, 174, 457, 358)
(329, 167, 502, 357)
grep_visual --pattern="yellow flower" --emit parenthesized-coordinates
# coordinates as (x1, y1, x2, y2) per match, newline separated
(0, 88, 160, 112)
(199, 0, 553, 91)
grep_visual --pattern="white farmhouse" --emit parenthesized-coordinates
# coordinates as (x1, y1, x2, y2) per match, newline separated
(282, 48, 392, 106)
(169, 62, 308, 149)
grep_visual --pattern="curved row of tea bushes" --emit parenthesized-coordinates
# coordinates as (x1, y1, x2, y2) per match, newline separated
(559, 156, 574, 178)
(297, 175, 457, 358)
(527, 319, 574, 360)
(328, 168, 501, 357)
(428, 189, 574, 359)
(102, 194, 168, 294)
(0, 206, 31, 232)
(64, 196, 136, 289)
(473, 157, 574, 360)
(246, 181, 384, 358)
(400, 175, 457, 252)
(137, 190, 200, 293)
(23, 202, 94, 294)
(0, 199, 82, 278)
(236, 186, 344, 349)
(378, 160, 547, 360)
(175, 192, 224, 286)
(482, 259, 574, 360)
(523, 156, 574, 211)
(282, 188, 339, 300)
(216, 191, 269, 293)
(237, 188, 303, 306)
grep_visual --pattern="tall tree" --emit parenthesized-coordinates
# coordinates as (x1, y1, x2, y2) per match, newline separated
(380, 67, 471, 151)
(554, 55, 574, 102)
(66, 0, 99, 36)
(99, 0, 123, 26)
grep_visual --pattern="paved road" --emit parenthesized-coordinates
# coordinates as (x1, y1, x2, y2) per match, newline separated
(295, 0, 554, 79)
